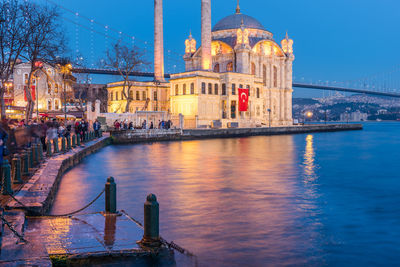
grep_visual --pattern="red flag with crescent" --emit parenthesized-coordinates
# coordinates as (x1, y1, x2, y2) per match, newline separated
(238, 88, 249, 111)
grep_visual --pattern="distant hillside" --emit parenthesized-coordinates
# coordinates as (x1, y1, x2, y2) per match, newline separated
(293, 98, 319, 105)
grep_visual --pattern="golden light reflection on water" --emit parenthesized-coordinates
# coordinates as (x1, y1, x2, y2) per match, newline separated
(303, 135, 317, 182)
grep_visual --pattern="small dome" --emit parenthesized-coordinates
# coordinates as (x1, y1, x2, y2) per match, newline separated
(212, 13, 265, 32)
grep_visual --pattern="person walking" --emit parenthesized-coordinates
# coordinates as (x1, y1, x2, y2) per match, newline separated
(40, 120, 48, 151)
(93, 119, 101, 138)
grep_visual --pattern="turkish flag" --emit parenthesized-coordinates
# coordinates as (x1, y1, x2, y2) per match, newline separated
(238, 88, 249, 112)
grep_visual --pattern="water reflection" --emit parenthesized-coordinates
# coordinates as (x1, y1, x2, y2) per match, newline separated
(303, 135, 318, 182)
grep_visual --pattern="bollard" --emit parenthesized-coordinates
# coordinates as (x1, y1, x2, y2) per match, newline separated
(21, 152, 29, 176)
(105, 177, 117, 213)
(77, 134, 81, 146)
(141, 194, 161, 247)
(12, 156, 22, 184)
(53, 138, 59, 153)
(67, 136, 71, 150)
(61, 137, 66, 152)
(46, 140, 52, 157)
(38, 142, 44, 161)
(27, 147, 34, 169)
(1, 160, 13, 195)
(99, 130, 103, 137)
(72, 135, 76, 148)
(33, 144, 39, 166)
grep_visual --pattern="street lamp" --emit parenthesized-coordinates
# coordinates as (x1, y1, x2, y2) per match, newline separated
(60, 63, 72, 121)
(305, 111, 313, 123)
(267, 108, 271, 127)
(154, 81, 161, 111)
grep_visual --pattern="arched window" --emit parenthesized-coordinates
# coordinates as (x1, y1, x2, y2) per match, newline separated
(222, 83, 226, 95)
(251, 62, 256, 75)
(136, 91, 140, 100)
(214, 84, 219, 95)
(256, 88, 260, 98)
(47, 99, 52, 110)
(55, 99, 59, 110)
(48, 84, 52, 94)
(190, 83, 195, 94)
(232, 84, 236, 95)
(153, 91, 157, 100)
(110, 92, 113, 101)
(208, 83, 212, 94)
(263, 65, 267, 86)
(142, 91, 146, 100)
(183, 84, 187, 95)
(213, 63, 220, 73)
(273, 66, 278, 88)
(55, 84, 59, 93)
(175, 84, 179, 95)
(226, 62, 233, 72)
(246, 85, 250, 96)
(201, 82, 206, 94)
(129, 90, 134, 99)
(116, 92, 119, 101)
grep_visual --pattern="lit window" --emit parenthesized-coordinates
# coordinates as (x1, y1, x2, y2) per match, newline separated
(226, 62, 233, 72)
(136, 91, 140, 100)
(175, 84, 179, 95)
(190, 83, 195, 94)
(183, 84, 187, 95)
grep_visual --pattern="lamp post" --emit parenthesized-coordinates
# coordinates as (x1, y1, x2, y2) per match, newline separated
(35, 72, 40, 119)
(267, 108, 271, 127)
(60, 63, 72, 121)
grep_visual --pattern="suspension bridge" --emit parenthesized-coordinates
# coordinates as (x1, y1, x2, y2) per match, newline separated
(47, 0, 400, 99)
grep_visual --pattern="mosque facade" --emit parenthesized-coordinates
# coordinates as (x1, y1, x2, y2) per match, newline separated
(107, 0, 294, 128)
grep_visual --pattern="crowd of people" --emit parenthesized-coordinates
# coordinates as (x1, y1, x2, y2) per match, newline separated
(113, 119, 173, 130)
(0, 118, 102, 170)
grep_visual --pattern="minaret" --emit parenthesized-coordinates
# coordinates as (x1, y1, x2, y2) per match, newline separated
(201, 0, 212, 71)
(154, 0, 165, 81)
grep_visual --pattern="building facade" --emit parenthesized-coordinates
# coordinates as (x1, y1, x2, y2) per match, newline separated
(170, 4, 294, 127)
(12, 62, 74, 114)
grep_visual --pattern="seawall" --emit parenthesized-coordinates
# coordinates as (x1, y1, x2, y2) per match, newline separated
(111, 124, 363, 144)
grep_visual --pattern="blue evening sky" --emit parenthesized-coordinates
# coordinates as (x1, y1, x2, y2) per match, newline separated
(35, 0, 400, 97)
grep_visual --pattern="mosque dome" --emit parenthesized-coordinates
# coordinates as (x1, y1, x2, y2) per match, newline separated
(212, 13, 265, 32)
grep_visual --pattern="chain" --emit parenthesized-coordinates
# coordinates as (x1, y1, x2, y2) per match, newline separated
(0, 210, 27, 243)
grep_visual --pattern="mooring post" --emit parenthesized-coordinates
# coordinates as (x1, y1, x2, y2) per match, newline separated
(27, 147, 33, 169)
(33, 144, 39, 166)
(21, 152, 29, 176)
(12, 156, 22, 184)
(105, 177, 116, 213)
(38, 142, 43, 161)
(61, 137, 66, 153)
(67, 135, 71, 150)
(77, 134, 81, 146)
(72, 135, 76, 148)
(46, 140, 52, 157)
(53, 138, 60, 153)
(141, 194, 161, 247)
(1, 160, 13, 195)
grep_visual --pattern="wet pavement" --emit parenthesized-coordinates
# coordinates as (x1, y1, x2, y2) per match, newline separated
(0, 211, 148, 266)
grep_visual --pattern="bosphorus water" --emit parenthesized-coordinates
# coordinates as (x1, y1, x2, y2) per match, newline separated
(51, 122, 400, 266)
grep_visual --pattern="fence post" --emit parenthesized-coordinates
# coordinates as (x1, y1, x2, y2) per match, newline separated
(12, 156, 22, 184)
(77, 134, 81, 146)
(67, 136, 71, 150)
(27, 147, 33, 169)
(21, 152, 29, 176)
(105, 177, 116, 213)
(61, 137, 66, 152)
(38, 142, 43, 161)
(33, 144, 39, 166)
(1, 160, 13, 195)
(141, 194, 161, 247)
(53, 138, 59, 153)
(72, 135, 76, 148)
(46, 140, 52, 157)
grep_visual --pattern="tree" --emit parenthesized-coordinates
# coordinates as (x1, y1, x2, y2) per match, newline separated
(0, 0, 29, 119)
(22, 2, 65, 120)
(102, 42, 147, 113)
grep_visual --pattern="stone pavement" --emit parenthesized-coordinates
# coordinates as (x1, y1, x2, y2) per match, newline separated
(0, 211, 159, 266)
